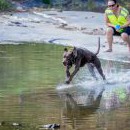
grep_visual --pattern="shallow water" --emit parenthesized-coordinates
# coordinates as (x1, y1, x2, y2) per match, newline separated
(0, 43, 130, 130)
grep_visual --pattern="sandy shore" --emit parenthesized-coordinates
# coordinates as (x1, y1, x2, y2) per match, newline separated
(0, 10, 130, 62)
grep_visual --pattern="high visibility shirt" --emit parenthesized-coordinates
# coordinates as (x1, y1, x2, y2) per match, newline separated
(105, 6, 129, 32)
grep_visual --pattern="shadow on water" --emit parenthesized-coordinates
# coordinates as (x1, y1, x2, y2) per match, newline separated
(0, 43, 130, 130)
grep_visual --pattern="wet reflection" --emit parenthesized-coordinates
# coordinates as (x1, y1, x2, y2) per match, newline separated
(57, 82, 130, 130)
(57, 85, 104, 130)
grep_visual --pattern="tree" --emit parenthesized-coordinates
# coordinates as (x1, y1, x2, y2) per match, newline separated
(42, 0, 50, 4)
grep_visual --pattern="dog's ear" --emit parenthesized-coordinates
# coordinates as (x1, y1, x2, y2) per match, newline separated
(64, 48, 68, 52)
(73, 47, 77, 57)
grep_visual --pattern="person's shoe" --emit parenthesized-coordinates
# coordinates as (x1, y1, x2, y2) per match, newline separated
(105, 49, 112, 52)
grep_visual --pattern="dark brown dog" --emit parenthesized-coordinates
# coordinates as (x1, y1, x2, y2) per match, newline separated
(62, 37, 106, 84)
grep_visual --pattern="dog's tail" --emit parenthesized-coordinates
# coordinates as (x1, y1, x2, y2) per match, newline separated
(95, 37, 100, 55)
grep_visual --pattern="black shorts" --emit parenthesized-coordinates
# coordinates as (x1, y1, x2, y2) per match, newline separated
(112, 26, 130, 36)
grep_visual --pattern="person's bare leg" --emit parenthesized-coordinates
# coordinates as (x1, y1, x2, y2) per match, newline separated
(106, 27, 114, 52)
(121, 33, 130, 52)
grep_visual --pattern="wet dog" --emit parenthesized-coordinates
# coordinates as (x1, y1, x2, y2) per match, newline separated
(62, 37, 106, 84)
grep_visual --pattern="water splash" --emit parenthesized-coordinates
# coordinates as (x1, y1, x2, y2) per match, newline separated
(57, 67, 130, 110)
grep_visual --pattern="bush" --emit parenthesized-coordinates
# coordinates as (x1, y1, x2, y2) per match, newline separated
(0, 0, 11, 11)
(42, 0, 50, 4)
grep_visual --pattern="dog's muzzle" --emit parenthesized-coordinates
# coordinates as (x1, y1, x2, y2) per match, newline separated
(62, 57, 67, 66)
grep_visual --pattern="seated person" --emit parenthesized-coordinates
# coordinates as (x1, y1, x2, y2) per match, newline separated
(105, 0, 130, 52)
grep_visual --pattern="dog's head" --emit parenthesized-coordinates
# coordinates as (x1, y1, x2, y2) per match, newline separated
(62, 47, 77, 67)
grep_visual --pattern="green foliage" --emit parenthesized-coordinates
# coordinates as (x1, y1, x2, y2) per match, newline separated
(42, 0, 50, 4)
(0, 0, 11, 11)
(87, 0, 96, 11)
(118, 0, 130, 10)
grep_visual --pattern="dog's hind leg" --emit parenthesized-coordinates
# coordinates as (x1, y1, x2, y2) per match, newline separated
(93, 59, 106, 80)
(96, 67, 106, 80)
(87, 63, 98, 80)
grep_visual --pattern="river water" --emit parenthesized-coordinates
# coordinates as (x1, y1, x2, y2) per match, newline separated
(0, 43, 130, 130)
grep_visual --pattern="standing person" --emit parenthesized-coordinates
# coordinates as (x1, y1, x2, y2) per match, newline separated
(105, 0, 130, 52)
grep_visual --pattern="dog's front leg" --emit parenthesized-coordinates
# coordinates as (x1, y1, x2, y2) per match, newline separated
(66, 59, 81, 84)
(66, 66, 70, 78)
(65, 66, 71, 84)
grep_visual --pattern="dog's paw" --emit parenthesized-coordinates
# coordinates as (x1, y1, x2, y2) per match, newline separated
(65, 80, 70, 84)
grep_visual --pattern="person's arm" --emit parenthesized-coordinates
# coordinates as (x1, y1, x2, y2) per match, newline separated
(104, 13, 115, 28)
(120, 15, 130, 29)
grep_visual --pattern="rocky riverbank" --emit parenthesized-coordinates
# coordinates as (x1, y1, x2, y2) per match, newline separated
(0, 10, 130, 62)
